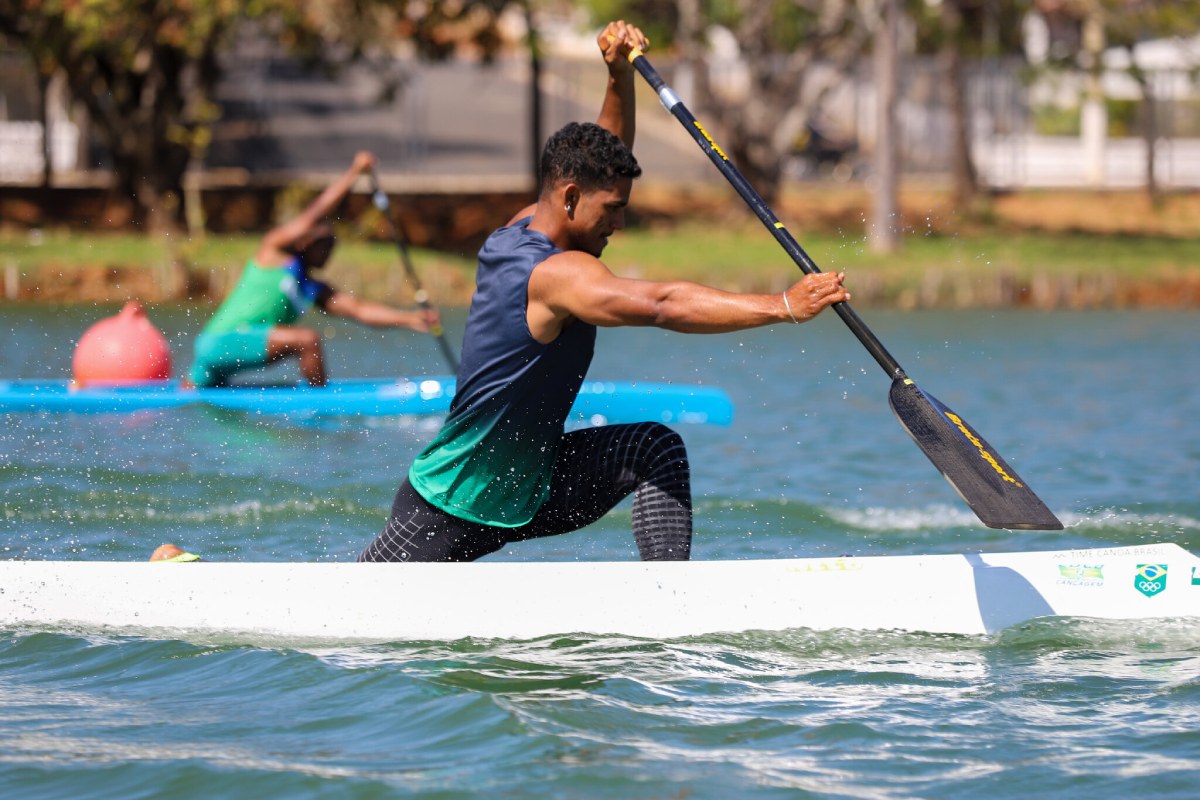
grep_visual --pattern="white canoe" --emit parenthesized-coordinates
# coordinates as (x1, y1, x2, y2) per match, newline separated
(1, 543, 1197, 641)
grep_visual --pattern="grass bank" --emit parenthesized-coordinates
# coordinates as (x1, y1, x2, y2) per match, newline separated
(0, 231, 479, 307)
(3, 186, 1199, 308)
(604, 222, 1200, 308)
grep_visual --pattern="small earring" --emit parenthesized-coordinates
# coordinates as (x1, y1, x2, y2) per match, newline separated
(565, 203, 572, 213)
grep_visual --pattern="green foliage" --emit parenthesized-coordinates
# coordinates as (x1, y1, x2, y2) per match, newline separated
(703, 1, 840, 52)
(909, 0, 1034, 58)
(1032, 98, 1151, 137)
(0, 1, 327, 229)
(574, 0, 864, 53)
(575, 0, 678, 47)
(1098, 0, 1200, 51)
(0, 0, 521, 229)
(1106, 98, 1140, 137)
(1031, 104, 1081, 136)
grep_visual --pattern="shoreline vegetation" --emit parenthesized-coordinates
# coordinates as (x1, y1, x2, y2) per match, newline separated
(2, 184, 1198, 309)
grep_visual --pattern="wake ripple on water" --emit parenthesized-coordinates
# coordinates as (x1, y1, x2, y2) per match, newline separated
(1, 607, 1199, 798)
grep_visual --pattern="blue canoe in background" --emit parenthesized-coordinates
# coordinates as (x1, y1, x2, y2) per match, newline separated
(0, 377, 734, 426)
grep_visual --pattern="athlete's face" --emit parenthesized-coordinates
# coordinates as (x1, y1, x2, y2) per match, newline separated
(567, 178, 632, 257)
(294, 224, 336, 269)
(300, 234, 336, 269)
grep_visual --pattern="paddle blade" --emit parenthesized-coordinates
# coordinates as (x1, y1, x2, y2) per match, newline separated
(888, 379, 1062, 530)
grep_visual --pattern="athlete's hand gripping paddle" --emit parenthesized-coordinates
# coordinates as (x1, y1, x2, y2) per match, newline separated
(369, 169, 460, 374)
(626, 47, 1061, 530)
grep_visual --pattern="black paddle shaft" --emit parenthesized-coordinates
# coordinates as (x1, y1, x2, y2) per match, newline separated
(368, 171, 460, 374)
(629, 50, 1061, 530)
(630, 53, 905, 382)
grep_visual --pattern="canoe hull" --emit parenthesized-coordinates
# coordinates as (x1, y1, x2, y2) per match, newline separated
(1, 544, 1196, 641)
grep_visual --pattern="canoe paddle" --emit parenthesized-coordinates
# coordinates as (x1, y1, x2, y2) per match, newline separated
(627, 48, 1061, 530)
(369, 169, 460, 374)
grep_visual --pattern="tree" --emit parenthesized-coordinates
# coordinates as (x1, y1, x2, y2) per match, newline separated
(0, 0, 518, 232)
(908, 0, 1031, 213)
(585, 0, 870, 207)
(1099, 0, 1200, 202)
(674, 0, 874, 205)
(1029, 0, 1200, 201)
(0, 1, 246, 231)
(936, 0, 981, 210)
(871, 0, 901, 254)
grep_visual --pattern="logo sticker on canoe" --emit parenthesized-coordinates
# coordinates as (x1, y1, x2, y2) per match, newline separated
(1057, 564, 1103, 586)
(1192, 566, 1200, 586)
(1135, 564, 1167, 598)
(788, 557, 863, 574)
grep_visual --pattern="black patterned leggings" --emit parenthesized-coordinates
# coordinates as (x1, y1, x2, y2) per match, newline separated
(358, 421, 692, 562)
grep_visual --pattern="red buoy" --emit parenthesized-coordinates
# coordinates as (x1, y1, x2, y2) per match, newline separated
(72, 300, 172, 387)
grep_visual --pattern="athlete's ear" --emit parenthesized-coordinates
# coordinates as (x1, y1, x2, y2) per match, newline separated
(563, 184, 580, 218)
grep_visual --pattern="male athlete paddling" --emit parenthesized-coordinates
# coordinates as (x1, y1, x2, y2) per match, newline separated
(359, 20, 849, 563)
(188, 151, 437, 388)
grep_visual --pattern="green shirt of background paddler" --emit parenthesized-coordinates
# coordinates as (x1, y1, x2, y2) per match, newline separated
(187, 151, 439, 388)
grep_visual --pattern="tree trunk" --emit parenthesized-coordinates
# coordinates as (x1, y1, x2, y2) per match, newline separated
(870, 0, 901, 254)
(672, 0, 871, 210)
(729, 135, 784, 206)
(35, 66, 52, 188)
(1081, 10, 1107, 187)
(525, 0, 542, 191)
(1141, 79, 1160, 206)
(940, 0, 978, 210)
(47, 33, 195, 234)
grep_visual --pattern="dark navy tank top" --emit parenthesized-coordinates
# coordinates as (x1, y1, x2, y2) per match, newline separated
(409, 217, 596, 526)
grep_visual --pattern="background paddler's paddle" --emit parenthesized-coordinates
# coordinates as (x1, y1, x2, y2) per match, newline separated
(369, 169, 460, 373)
(626, 47, 1061, 530)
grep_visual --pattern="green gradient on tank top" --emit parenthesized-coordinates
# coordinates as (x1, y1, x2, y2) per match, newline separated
(409, 394, 562, 527)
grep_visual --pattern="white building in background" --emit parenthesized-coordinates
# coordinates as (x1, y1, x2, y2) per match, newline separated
(0, 120, 79, 180)
(0, 61, 80, 181)
(1007, 7, 1200, 189)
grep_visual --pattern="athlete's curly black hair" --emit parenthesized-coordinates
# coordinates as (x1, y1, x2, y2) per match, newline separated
(539, 121, 642, 194)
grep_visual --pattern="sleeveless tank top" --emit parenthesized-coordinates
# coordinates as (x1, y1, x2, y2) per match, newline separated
(409, 218, 596, 526)
(201, 258, 329, 336)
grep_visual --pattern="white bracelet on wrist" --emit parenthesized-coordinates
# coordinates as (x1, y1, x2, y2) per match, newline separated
(782, 291, 799, 323)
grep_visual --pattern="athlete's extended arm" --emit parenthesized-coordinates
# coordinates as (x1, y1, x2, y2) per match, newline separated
(321, 291, 437, 332)
(259, 152, 375, 258)
(504, 22, 647, 228)
(527, 252, 850, 341)
(595, 20, 647, 148)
